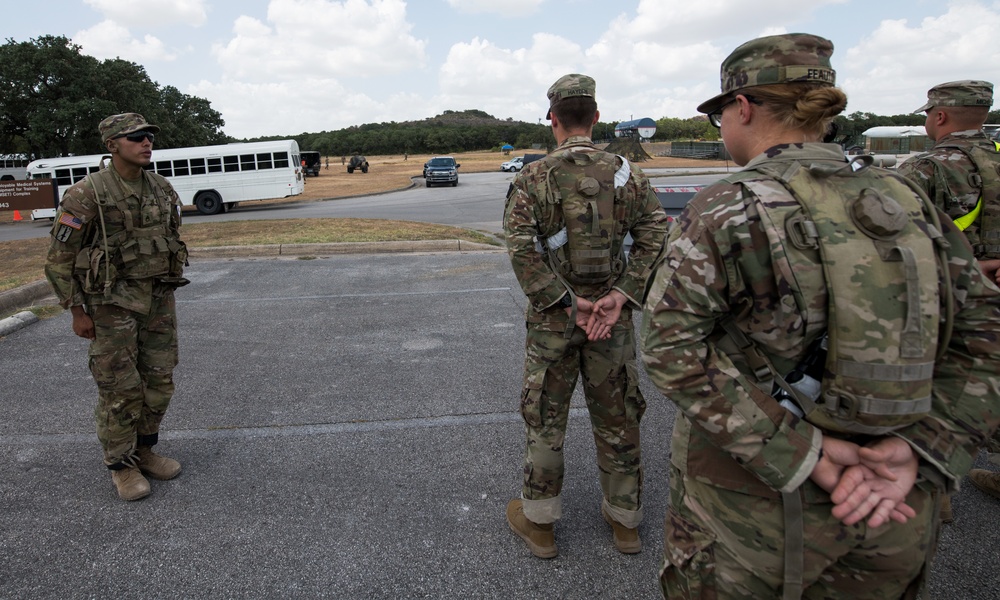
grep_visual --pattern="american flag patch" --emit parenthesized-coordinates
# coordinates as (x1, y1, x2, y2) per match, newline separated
(58, 213, 82, 230)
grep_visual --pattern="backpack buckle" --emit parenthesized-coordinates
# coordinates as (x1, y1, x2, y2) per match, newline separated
(825, 390, 860, 420)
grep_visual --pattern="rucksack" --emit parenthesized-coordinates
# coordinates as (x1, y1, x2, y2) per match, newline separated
(535, 147, 626, 288)
(723, 156, 954, 436)
(932, 140, 1000, 258)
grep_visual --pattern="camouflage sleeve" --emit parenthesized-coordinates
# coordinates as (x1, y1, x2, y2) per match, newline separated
(612, 168, 668, 307)
(640, 183, 822, 494)
(43, 181, 98, 309)
(896, 157, 939, 209)
(893, 214, 1000, 491)
(503, 174, 566, 310)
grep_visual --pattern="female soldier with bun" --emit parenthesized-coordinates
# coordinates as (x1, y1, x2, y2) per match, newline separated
(641, 33, 1000, 599)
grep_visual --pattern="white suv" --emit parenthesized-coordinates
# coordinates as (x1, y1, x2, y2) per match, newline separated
(500, 156, 524, 172)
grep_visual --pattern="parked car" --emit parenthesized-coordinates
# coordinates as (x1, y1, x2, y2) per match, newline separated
(653, 184, 704, 220)
(347, 155, 369, 173)
(623, 184, 705, 258)
(500, 156, 524, 172)
(423, 156, 460, 187)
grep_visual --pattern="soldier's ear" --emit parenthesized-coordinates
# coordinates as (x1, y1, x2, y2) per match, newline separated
(106, 140, 117, 153)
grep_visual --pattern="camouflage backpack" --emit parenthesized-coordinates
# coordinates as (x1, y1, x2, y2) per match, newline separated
(724, 156, 954, 435)
(534, 147, 627, 288)
(932, 140, 1000, 258)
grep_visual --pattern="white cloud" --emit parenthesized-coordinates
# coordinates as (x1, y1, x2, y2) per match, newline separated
(444, 0, 545, 15)
(83, 0, 208, 27)
(74, 20, 178, 62)
(437, 33, 584, 121)
(842, 3, 1000, 115)
(211, 0, 427, 82)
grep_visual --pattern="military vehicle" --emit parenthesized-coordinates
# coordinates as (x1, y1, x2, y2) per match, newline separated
(301, 151, 321, 177)
(347, 155, 369, 174)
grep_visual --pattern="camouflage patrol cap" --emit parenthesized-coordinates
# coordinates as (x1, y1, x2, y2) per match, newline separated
(913, 80, 994, 113)
(99, 113, 160, 143)
(545, 73, 596, 120)
(697, 33, 836, 114)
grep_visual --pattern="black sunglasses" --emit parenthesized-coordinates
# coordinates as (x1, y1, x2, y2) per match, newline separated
(708, 95, 762, 128)
(117, 131, 155, 143)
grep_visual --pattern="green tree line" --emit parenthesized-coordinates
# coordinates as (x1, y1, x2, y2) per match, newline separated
(0, 35, 227, 159)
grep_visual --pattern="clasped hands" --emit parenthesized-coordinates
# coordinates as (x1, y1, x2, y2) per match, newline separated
(809, 436, 920, 528)
(566, 290, 627, 341)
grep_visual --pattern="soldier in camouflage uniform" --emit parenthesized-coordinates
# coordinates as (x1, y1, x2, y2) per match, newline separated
(641, 34, 1000, 599)
(503, 74, 668, 558)
(898, 81, 1000, 507)
(45, 113, 189, 502)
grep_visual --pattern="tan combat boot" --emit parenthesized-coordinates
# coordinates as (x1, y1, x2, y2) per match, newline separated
(112, 466, 151, 501)
(136, 446, 182, 480)
(969, 469, 1000, 501)
(506, 499, 557, 559)
(602, 505, 641, 554)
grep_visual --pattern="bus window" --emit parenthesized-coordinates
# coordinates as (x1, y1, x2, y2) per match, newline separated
(190, 158, 207, 175)
(240, 154, 256, 171)
(156, 161, 173, 177)
(224, 156, 239, 173)
(274, 152, 290, 168)
(173, 159, 189, 177)
(208, 158, 223, 173)
(257, 153, 272, 170)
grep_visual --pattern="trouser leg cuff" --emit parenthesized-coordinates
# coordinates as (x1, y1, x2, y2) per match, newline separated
(137, 432, 159, 447)
(522, 495, 561, 524)
(602, 498, 642, 529)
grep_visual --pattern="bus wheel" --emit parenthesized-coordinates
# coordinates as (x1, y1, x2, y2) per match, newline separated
(195, 191, 223, 215)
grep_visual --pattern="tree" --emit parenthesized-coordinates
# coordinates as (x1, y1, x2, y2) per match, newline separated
(0, 35, 227, 159)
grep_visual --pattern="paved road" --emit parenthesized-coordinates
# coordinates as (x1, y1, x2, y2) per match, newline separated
(0, 169, 729, 243)
(1, 252, 998, 598)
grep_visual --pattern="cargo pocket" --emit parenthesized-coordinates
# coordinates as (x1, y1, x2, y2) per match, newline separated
(623, 362, 647, 427)
(660, 506, 717, 600)
(520, 367, 547, 428)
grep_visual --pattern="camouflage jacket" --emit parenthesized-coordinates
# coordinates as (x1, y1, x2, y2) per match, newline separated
(44, 164, 184, 314)
(641, 142, 1000, 498)
(504, 136, 668, 328)
(897, 130, 1000, 255)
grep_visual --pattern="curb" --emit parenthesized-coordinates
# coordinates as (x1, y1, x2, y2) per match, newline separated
(0, 310, 40, 337)
(0, 240, 504, 333)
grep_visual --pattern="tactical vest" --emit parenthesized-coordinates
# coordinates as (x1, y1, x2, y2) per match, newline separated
(726, 156, 952, 436)
(74, 167, 186, 296)
(535, 147, 625, 289)
(933, 140, 1000, 258)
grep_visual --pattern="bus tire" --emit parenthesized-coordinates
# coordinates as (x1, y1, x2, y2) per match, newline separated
(195, 191, 224, 215)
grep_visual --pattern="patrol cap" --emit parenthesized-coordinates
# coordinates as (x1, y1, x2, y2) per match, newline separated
(99, 113, 160, 143)
(546, 73, 596, 120)
(697, 33, 836, 114)
(913, 80, 994, 113)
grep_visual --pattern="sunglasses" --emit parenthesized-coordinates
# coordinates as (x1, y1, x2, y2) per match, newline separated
(117, 131, 155, 143)
(708, 95, 762, 128)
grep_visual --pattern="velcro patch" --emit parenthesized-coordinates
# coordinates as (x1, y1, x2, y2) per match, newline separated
(55, 225, 74, 242)
(59, 213, 83, 230)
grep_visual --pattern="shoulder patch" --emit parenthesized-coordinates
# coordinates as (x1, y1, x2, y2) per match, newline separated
(58, 213, 83, 230)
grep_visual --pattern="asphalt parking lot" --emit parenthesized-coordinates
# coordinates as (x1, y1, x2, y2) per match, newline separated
(2, 250, 999, 598)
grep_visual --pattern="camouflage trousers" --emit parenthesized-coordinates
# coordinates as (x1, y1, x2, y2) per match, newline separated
(88, 293, 178, 468)
(660, 467, 937, 599)
(518, 321, 646, 527)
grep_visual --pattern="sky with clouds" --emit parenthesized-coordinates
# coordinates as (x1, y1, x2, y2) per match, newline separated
(8, 0, 1000, 139)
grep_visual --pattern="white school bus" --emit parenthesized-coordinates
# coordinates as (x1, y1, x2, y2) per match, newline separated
(27, 140, 305, 219)
(0, 155, 29, 181)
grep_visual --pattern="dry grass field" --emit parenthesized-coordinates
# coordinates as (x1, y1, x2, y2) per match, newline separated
(0, 145, 728, 223)
(292, 146, 728, 204)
